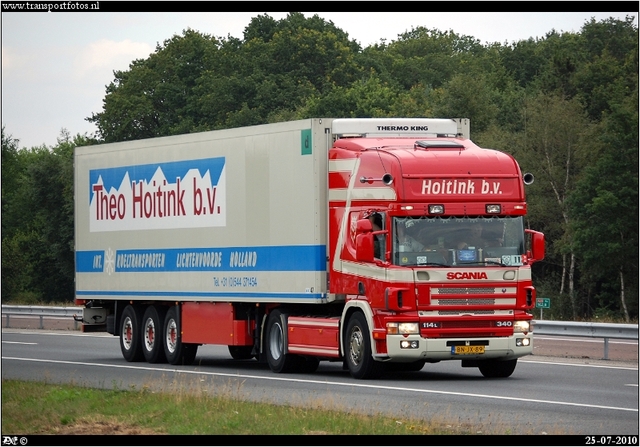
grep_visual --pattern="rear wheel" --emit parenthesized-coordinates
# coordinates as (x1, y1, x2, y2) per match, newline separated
(142, 306, 167, 363)
(163, 306, 198, 365)
(478, 358, 518, 378)
(265, 309, 297, 373)
(120, 305, 144, 362)
(345, 312, 382, 379)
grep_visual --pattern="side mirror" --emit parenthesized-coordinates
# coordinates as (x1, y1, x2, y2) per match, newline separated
(525, 229, 545, 263)
(355, 218, 375, 262)
(355, 218, 373, 234)
(355, 233, 375, 262)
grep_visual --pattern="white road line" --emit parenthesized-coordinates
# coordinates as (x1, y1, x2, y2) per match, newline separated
(1, 329, 112, 338)
(3, 356, 638, 413)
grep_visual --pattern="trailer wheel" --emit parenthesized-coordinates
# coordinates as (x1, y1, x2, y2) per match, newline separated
(345, 312, 382, 379)
(120, 305, 144, 362)
(265, 309, 296, 373)
(228, 345, 254, 360)
(142, 306, 167, 363)
(478, 358, 518, 378)
(163, 306, 198, 365)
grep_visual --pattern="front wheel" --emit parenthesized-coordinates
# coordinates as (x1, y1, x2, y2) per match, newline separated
(345, 312, 382, 379)
(163, 306, 198, 365)
(478, 358, 518, 378)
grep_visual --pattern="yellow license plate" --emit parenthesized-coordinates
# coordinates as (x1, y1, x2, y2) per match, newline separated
(452, 345, 485, 355)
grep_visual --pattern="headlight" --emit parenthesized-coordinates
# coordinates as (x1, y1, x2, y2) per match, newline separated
(387, 322, 419, 335)
(513, 320, 530, 333)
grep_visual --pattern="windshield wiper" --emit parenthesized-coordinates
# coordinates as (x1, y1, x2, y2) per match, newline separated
(457, 260, 506, 267)
(413, 262, 450, 267)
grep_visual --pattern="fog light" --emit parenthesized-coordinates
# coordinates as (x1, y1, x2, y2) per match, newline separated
(429, 204, 444, 214)
(516, 338, 530, 347)
(400, 340, 419, 349)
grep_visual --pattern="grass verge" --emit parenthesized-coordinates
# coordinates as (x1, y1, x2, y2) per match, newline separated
(1, 378, 477, 435)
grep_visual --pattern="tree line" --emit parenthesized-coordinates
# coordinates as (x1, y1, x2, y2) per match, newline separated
(2, 13, 637, 322)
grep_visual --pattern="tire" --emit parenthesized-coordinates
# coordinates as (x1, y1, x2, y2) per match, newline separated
(142, 306, 167, 363)
(163, 306, 198, 365)
(120, 305, 144, 362)
(265, 309, 296, 373)
(478, 358, 518, 378)
(345, 312, 383, 379)
(228, 345, 254, 360)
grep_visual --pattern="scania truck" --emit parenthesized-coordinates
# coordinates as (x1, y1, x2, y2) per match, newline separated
(74, 118, 544, 379)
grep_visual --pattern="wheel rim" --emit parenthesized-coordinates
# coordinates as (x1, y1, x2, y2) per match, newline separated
(349, 326, 364, 366)
(144, 318, 155, 351)
(122, 316, 133, 350)
(268, 321, 283, 361)
(165, 318, 177, 354)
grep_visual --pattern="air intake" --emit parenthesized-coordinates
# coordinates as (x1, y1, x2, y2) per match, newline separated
(415, 140, 465, 150)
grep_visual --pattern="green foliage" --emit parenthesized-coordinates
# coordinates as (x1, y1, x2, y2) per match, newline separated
(573, 16, 639, 120)
(427, 73, 501, 132)
(88, 29, 221, 142)
(89, 14, 362, 141)
(568, 85, 639, 321)
(1, 129, 95, 303)
(380, 27, 486, 91)
(302, 75, 400, 118)
(3, 14, 638, 319)
(1, 379, 477, 435)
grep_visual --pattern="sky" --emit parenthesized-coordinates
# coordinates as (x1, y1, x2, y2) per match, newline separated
(2, 8, 638, 149)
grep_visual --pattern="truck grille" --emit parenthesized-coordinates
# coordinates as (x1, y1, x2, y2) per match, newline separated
(435, 287, 495, 294)
(437, 310, 496, 315)
(444, 320, 493, 328)
(438, 298, 496, 306)
(418, 285, 517, 338)
(417, 285, 518, 318)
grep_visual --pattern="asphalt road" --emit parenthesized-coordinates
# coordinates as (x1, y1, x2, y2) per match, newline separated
(3, 314, 637, 363)
(1, 325, 638, 436)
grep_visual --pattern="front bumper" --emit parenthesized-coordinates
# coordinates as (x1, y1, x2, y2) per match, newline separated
(381, 333, 533, 362)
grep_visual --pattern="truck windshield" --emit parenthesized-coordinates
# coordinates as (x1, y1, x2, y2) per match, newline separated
(392, 216, 526, 267)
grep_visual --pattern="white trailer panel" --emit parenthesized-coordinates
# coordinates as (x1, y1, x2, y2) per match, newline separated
(75, 119, 334, 303)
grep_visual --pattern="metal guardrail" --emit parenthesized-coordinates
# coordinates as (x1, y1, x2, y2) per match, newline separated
(533, 319, 638, 360)
(1, 305, 82, 330)
(1, 306, 637, 359)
